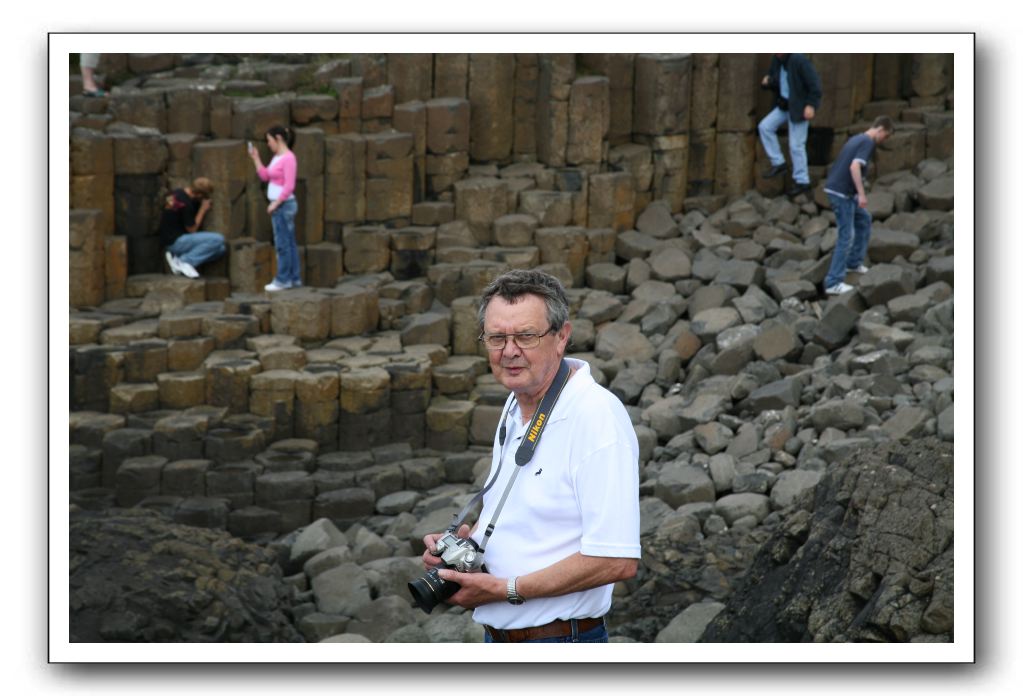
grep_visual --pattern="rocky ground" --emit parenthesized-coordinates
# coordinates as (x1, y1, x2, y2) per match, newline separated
(642, 437, 953, 643)
(69, 166, 956, 641)
(70, 507, 302, 642)
(67, 53, 955, 642)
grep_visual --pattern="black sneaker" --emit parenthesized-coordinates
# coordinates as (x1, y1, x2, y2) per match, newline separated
(787, 182, 811, 197)
(763, 163, 787, 179)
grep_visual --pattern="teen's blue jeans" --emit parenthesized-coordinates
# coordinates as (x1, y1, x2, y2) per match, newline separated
(167, 232, 225, 269)
(824, 192, 872, 289)
(758, 106, 810, 185)
(271, 197, 301, 287)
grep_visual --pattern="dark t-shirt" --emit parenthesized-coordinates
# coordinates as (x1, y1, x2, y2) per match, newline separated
(824, 133, 876, 197)
(159, 189, 199, 248)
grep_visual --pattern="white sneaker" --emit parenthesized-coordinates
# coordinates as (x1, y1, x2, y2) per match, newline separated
(165, 251, 183, 276)
(825, 282, 855, 295)
(847, 264, 869, 274)
(264, 280, 289, 292)
(178, 260, 199, 279)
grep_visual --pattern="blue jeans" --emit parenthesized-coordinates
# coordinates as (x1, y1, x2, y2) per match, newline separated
(271, 198, 301, 286)
(483, 620, 609, 643)
(758, 107, 810, 185)
(824, 192, 872, 289)
(167, 232, 226, 268)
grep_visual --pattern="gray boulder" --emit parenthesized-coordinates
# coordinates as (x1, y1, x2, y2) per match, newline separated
(679, 393, 731, 431)
(654, 510, 704, 545)
(655, 602, 726, 642)
(714, 259, 765, 290)
(290, 518, 348, 569)
(714, 493, 771, 525)
(753, 320, 801, 361)
(319, 633, 373, 643)
(810, 398, 868, 432)
(743, 378, 802, 413)
(579, 290, 625, 324)
(881, 406, 931, 440)
(345, 595, 418, 642)
(423, 610, 481, 642)
(690, 307, 741, 342)
(639, 496, 676, 537)
(585, 263, 627, 293)
(655, 463, 716, 508)
(937, 404, 953, 441)
(708, 453, 737, 493)
(595, 322, 656, 361)
(311, 562, 373, 616)
(649, 247, 692, 282)
(869, 228, 921, 263)
(610, 361, 658, 405)
(297, 613, 349, 642)
(858, 264, 918, 306)
(917, 174, 954, 211)
(693, 422, 734, 455)
(769, 469, 822, 509)
(636, 200, 679, 239)
(303, 546, 354, 579)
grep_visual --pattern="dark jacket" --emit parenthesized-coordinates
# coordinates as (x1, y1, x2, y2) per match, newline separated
(762, 53, 822, 123)
(159, 189, 199, 248)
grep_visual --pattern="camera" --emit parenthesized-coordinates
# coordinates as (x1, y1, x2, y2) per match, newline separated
(408, 532, 485, 614)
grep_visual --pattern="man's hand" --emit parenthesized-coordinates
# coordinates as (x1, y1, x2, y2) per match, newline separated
(761, 75, 770, 87)
(803, 105, 816, 120)
(857, 193, 868, 209)
(199, 199, 212, 212)
(436, 569, 505, 609)
(421, 524, 471, 570)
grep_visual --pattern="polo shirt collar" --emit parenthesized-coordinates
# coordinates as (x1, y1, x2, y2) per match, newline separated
(505, 357, 592, 426)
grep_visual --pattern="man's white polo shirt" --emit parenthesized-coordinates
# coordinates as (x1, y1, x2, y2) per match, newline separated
(470, 358, 641, 630)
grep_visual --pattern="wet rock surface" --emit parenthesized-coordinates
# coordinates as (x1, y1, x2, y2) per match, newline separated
(699, 437, 953, 643)
(69, 507, 303, 642)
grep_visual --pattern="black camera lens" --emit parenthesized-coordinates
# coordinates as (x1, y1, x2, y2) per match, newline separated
(408, 567, 461, 614)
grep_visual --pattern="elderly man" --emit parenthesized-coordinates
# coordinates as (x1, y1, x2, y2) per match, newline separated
(420, 269, 641, 643)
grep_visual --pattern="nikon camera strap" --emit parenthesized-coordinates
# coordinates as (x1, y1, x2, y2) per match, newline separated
(446, 359, 573, 553)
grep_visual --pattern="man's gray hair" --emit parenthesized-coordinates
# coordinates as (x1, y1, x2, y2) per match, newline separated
(477, 269, 570, 332)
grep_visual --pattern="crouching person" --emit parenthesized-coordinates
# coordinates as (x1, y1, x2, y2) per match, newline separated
(160, 177, 226, 279)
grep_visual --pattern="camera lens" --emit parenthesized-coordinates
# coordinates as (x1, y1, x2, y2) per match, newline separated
(408, 567, 461, 614)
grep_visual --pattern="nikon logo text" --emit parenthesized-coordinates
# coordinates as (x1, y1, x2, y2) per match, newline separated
(527, 413, 546, 443)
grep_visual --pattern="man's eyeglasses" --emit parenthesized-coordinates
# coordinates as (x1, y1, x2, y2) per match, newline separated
(478, 327, 556, 350)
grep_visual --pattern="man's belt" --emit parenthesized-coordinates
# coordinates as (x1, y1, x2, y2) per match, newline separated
(484, 617, 604, 643)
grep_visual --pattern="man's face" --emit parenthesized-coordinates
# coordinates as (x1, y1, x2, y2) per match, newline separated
(482, 294, 570, 399)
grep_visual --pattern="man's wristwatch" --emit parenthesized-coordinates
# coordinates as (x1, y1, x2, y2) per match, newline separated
(506, 576, 525, 605)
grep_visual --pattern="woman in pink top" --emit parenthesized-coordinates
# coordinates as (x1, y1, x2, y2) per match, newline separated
(248, 125, 300, 291)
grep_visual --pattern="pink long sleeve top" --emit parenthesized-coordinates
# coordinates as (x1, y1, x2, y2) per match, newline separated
(256, 150, 298, 202)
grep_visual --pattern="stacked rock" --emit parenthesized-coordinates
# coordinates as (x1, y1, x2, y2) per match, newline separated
(68, 52, 955, 643)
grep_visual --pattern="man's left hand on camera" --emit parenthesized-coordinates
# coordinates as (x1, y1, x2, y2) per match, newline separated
(420, 523, 472, 570)
(435, 569, 505, 609)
